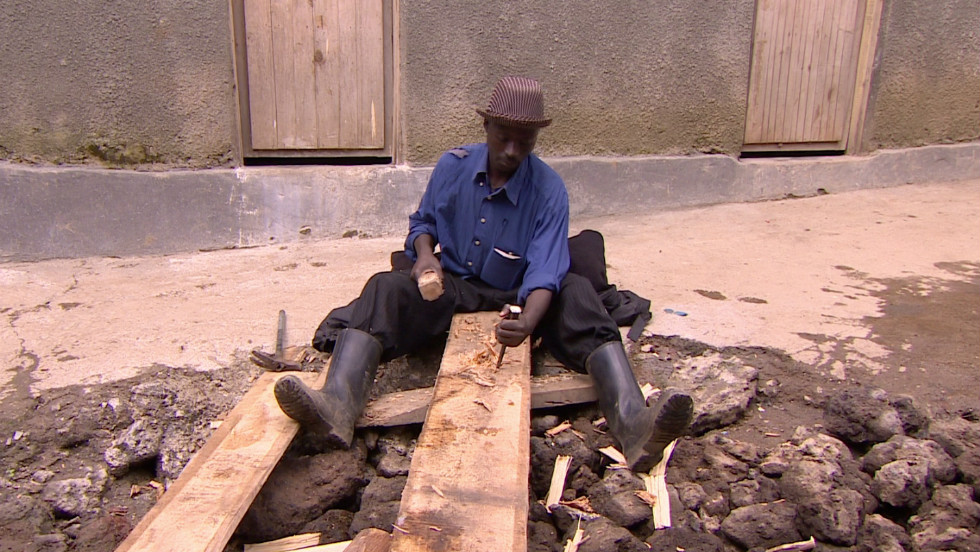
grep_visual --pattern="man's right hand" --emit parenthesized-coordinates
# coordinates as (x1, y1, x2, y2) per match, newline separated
(411, 234, 443, 282)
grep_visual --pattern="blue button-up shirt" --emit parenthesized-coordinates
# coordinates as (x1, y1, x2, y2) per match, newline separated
(406, 143, 570, 303)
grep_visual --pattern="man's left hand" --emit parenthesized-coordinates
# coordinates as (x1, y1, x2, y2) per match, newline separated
(494, 288, 554, 347)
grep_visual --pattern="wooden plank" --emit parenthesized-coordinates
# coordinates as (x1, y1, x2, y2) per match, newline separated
(846, 0, 884, 154)
(296, 528, 391, 552)
(270, 0, 296, 148)
(115, 370, 327, 552)
(356, 0, 385, 148)
(289, 0, 318, 148)
(337, 0, 359, 147)
(243, 0, 278, 149)
(244, 533, 320, 552)
(313, 0, 342, 148)
(357, 373, 596, 428)
(389, 312, 531, 552)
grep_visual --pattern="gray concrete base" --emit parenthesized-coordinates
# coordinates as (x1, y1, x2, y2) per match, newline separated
(2, 142, 977, 261)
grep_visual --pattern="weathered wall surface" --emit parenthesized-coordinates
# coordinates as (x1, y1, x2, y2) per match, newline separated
(398, 1, 756, 164)
(0, 0, 237, 167)
(866, 0, 980, 149)
(0, 0, 977, 168)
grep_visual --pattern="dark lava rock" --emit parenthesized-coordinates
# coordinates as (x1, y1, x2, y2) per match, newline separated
(890, 395, 930, 437)
(720, 500, 801, 550)
(908, 484, 980, 552)
(863, 436, 957, 485)
(528, 520, 559, 552)
(572, 516, 649, 552)
(348, 474, 407, 536)
(237, 448, 368, 542)
(824, 387, 904, 445)
(729, 474, 781, 508)
(854, 513, 914, 552)
(300, 509, 355, 544)
(587, 468, 650, 528)
(646, 526, 726, 552)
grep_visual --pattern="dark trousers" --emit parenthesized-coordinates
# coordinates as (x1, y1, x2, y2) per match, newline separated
(343, 270, 621, 373)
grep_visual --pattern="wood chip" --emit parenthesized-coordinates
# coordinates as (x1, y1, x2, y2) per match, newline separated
(243, 533, 321, 552)
(559, 496, 596, 513)
(545, 455, 572, 510)
(474, 399, 492, 412)
(562, 519, 586, 552)
(634, 490, 657, 508)
(645, 439, 679, 529)
(428, 526, 442, 532)
(639, 383, 659, 402)
(545, 421, 572, 437)
(599, 446, 628, 466)
(764, 432, 782, 437)
(431, 485, 445, 498)
(765, 536, 816, 552)
(392, 524, 410, 534)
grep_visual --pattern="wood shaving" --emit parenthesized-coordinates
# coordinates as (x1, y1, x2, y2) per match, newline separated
(559, 496, 596, 513)
(545, 421, 572, 437)
(634, 490, 657, 507)
(431, 485, 445, 498)
(474, 399, 492, 412)
(392, 524, 410, 534)
(599, 446, 628, 466)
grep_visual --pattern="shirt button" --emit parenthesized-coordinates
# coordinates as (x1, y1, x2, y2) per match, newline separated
(474, 240, 480, 246)
(467, 261, 473, 267)
(480, 218, 486, 223)
(479, 182, 484, 187)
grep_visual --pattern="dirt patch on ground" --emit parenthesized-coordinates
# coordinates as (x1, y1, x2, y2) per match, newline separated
(0, 266, 977, 551)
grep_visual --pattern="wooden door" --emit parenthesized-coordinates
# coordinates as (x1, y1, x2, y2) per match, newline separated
(242, 0, 386, 152)
(743, 0, 873, 152)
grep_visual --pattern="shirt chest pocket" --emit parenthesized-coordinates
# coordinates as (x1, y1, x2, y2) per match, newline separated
(480, 245, 527, 290)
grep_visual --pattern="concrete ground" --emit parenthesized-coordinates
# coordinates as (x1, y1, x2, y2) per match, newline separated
(1, 180, 978, 414)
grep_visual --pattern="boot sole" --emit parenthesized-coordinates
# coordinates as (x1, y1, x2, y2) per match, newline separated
(631, 389, 694, 472)
(274, 376, 351, 448)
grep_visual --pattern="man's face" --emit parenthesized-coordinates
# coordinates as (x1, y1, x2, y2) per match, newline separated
(484, 120, 539, 178)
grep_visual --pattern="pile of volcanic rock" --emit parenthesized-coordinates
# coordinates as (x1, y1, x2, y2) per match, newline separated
(235, 350, 980, 552)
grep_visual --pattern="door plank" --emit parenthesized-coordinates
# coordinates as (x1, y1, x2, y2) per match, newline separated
(244, 0, 278, 149)
(313, 0, 342, 148)
(289, 0, 318, 148)
(270, 0, 298, 148)
(389, 312, 531, 552)
(356, 0, 385, 148)
(337, 0, 359, 147)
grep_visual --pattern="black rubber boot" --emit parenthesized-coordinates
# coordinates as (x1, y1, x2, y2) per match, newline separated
(274, 328, 382, 448)
(586, 341, 694, 472)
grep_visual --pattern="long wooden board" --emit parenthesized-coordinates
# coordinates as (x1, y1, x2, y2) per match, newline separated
(357, 373, 596, 428)
(115, 370, 327, 552)
(389, 312, 532, 552)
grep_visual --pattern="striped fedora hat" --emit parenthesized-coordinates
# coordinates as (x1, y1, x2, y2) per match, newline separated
(476, 76, 552, 128)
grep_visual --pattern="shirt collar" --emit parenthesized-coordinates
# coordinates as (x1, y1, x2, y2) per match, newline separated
(472, 146, 529, 206)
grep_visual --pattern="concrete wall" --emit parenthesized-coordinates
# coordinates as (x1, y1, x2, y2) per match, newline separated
(3, 143, 978, 262)
(398, 1, 756, 164)
(0, 0, 237, 167)
(1, 0, 976, 167)
(865, 0, 980, 150)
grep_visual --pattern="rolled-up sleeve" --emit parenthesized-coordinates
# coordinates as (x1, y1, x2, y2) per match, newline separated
(518, 190, 570, 303)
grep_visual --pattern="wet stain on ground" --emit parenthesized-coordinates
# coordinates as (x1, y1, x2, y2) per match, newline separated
(694, 289, 727, 300)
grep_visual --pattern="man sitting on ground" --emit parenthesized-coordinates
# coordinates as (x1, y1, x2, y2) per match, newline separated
(274, 76, 693, 472)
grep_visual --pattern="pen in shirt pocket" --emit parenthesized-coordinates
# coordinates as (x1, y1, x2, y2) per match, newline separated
(493, 247, 521, 260)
